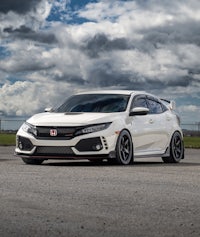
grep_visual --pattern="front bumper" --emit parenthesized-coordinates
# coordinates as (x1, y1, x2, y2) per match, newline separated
(15, 129, 118, 160)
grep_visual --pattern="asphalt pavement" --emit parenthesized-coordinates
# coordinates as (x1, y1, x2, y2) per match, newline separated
(0, 147, 200, 237)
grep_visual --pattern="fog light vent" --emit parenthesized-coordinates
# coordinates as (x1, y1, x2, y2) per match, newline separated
(17, 136, 34, 151)
(92, 144, 103, 151)
(75, 137, 103, 152)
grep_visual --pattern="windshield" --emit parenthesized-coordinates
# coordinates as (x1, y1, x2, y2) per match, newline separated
(55, 94, 130, 113)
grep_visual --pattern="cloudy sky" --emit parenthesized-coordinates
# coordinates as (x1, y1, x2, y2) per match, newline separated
(0, 0, 200, 123)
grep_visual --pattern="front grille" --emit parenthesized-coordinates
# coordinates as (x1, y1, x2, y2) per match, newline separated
(36, 146, 74, 156)
(36, 127, 78, 140)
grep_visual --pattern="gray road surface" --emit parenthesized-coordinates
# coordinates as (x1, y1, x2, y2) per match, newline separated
(0, 147, 200, 237)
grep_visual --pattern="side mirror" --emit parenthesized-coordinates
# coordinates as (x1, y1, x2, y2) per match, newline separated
(129, 107, 149, 116)
(44, 107, 53, 112)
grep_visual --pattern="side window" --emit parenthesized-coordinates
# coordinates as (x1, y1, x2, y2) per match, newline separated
(147, 99, 163, 114)
(131, 96, 148, 109)
(161, 103, 168, 112)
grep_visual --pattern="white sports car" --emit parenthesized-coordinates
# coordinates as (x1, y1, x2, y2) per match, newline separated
(15, 90, 184, 165)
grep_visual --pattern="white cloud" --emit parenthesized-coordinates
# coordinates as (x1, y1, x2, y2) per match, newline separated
(0, 0, 200, 123)
(0, 0, 52, 36)
(78, 1, 138, 22)
(0, 81, 76, 116)
(177, 105, 200, 124)
(179, 105, 199, 113)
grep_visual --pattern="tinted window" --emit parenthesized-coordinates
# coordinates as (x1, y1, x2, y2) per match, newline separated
(147, 99, 163, 114)
(55, 94, 130, 113)
(131, 96, 148, 109)
(161, 103, 168, 112)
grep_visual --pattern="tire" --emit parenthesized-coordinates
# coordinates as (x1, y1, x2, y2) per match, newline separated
(115, 130, 133, 165)
(22, 158, 44, 165)
(162, 132, 184, 163)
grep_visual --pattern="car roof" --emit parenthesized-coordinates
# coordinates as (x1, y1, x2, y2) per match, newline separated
(75, 90, 165, 105)
(76, 90, 145, 96)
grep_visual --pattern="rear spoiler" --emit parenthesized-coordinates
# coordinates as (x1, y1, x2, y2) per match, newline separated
(160, 99, 176, 110)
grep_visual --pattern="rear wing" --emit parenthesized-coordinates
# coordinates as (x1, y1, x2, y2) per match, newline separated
(160, 99, 176, 111)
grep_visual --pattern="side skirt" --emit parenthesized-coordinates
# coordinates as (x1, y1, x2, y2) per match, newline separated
(134, 147, 170, 158)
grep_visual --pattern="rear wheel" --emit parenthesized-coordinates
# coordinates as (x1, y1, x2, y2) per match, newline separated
(22, 158, 44, 165)
(115, 130, 133, 165)
(162, 132, 184, 163)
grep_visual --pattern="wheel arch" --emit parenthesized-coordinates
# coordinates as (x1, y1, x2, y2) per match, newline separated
(167, 130, 183, 150)
(162, 130, 184, 163)
(117, 128, 134, 149)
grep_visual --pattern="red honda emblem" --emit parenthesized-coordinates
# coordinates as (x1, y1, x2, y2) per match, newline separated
(50, 129, 57, 136)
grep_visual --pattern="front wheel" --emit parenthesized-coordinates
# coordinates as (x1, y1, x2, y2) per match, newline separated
(162, 132, 184, 163)
(115, 130, 133, 165)
(22, 158, 44, 165)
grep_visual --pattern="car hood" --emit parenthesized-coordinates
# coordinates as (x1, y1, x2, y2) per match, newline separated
(27, 112, 120, 126)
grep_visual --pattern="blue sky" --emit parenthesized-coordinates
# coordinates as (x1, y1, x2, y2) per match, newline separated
(0, 0, 200, 123)
(47, 0, 98, 23)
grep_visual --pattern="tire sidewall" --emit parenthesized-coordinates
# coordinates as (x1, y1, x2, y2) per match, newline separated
(170, 131, 184, 162)
(116, 130, 133, 165)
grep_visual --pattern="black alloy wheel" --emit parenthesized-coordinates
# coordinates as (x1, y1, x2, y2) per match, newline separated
(162, 131, 184, 163)
(116, 130, 133, 165)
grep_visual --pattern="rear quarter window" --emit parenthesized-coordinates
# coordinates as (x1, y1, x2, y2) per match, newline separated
(147, 99, 164, 114)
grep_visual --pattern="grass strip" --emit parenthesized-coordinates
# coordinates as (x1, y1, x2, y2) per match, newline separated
(183, 136, 200, 149)
(0, 133, 16, 146)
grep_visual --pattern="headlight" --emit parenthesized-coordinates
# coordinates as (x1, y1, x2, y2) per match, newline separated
(21, 122, 37, 136)
(75, 122, 112, 136)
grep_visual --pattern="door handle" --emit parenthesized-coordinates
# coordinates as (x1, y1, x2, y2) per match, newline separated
(149, 119, 154, 124)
